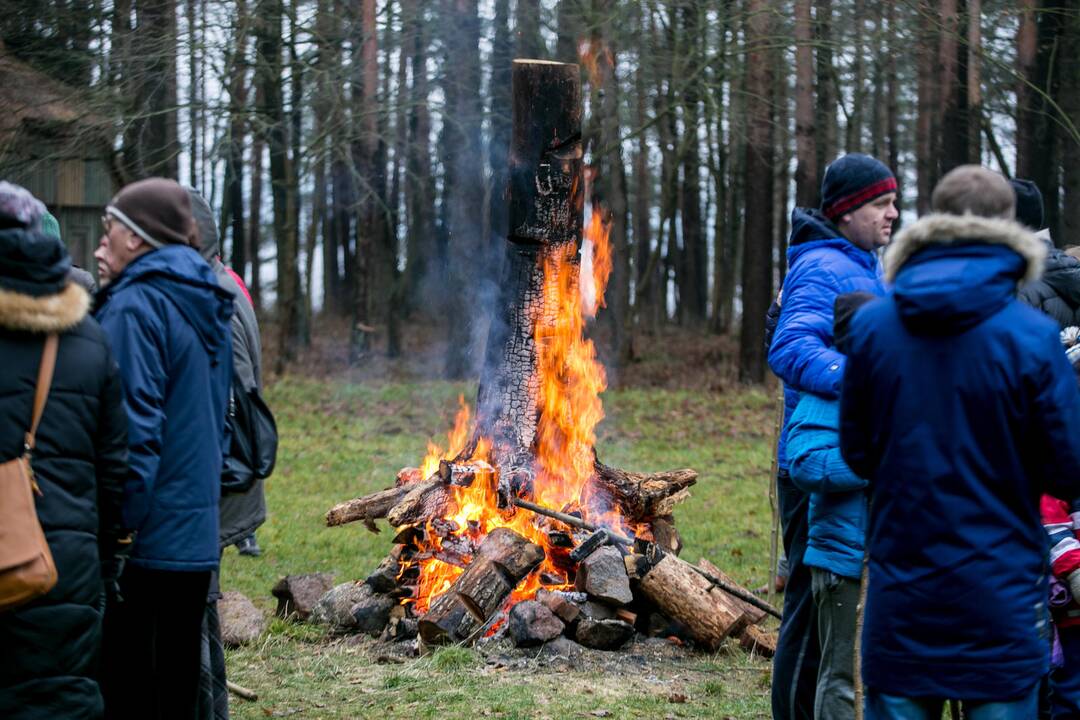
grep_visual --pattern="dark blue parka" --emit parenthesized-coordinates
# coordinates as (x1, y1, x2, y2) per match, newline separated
(840, 213, 1080, 700)
(769, 208, 885, 470)
(95, 245, 232, 572)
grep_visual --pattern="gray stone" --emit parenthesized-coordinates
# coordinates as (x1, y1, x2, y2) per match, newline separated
(574, 617, 635, 650)
(351, 588, 396, 636)
(574, 545, 633, 606)
(507, 600, 565, 647)
(271, 572, 335, 621)
(217, 591, 267, 647)
(579, 600, 615, 621)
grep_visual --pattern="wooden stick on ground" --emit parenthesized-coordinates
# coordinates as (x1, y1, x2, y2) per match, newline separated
(226, 680, 257, 701)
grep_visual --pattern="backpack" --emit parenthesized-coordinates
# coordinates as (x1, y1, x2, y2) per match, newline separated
(221, 383, 278, 494)
(0, 334, 59, 611)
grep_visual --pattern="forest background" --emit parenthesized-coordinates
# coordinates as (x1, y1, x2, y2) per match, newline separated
(2, 0, 1079, 381)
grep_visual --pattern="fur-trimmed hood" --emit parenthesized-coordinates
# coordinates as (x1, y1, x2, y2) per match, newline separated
(0, 282, 90, 333)
(884, 213, 1045, 284)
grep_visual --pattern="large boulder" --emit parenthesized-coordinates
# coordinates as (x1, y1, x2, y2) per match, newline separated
(272, 572, 335, 621)
(218, 591, 267, 647)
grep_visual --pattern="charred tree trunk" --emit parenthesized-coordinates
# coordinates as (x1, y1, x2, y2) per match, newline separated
(739, 0, 775, 383)
(475, 60, 583, 505)
(794, 0, 818, 207)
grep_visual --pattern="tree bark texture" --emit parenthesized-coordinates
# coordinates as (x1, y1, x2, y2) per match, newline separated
(739, 0, 775, 383)
(474, 60, 583, 496)
(794, 0, 818, 208)
(121, 0, 179, 180)
(222, 0, 248, 280)
(814, 0, 837, 189)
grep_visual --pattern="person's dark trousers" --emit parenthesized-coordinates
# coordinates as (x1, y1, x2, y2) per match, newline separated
(197, 567, 230, 720)
(771, 468, 820, 720)
(865, 683, 1040, 719)
(811, 568, 860, 720)
(1051, 627, 1080, 718)
(102, 565, 212, 720)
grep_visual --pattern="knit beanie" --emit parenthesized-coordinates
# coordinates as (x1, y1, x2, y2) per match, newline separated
(833, 291, 876, 354)
(184, 186, 217, 259)
(821, 154, 897, 222)
(0, 182, 71, 297)
(40, 211, 61, 241)
(1009, 179, 1045, 231)
(107, 177, 199, 249)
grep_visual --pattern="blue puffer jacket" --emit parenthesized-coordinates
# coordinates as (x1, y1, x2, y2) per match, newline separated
(95, 245, 233, 572)
(769, 208, 885, 469)
(788, 393, 867, 580)
(840, 213, 1080, 700)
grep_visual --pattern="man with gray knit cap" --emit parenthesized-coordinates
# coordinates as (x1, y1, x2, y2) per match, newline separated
(95, 177, 233, 720)
(185, 186, 269, 720)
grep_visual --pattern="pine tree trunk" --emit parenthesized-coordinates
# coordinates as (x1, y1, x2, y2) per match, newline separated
(938, 0, 966, 174)
(403, 0, 436, 315)
(794, 0, 818, 207)
(845, 0, 865, 153)
(350, 0, 379, 361)
(678, 2, 707, 327)
(1016, 0, 1039, 179)
(121, 0, 180, 180)
(916, 0, 940, 214)
(740, 0, 775, 384)
(633, 7, 657, 337)
(814, 0, 837, 186)
(515, 0, 545, 58)
(1061, 3, 1080, 243)
(967, 0, 983, 165)
(249, 82, 265, 310)
(223, 0, 248, 278)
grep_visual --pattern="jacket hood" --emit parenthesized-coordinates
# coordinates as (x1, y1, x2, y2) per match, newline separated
(103, 244, 232, 357)
(787, 207, 878, 271)
(790, 207, 844, 246)
(884, 213, 1045, 335)
(0, 282, 89, 333)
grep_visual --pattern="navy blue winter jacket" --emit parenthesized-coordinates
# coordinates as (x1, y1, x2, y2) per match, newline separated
(95, 245, 233, 572)
(840, 213, 1080, 700)
(788, 393, 867, 580)
(769, 208, 885, 470)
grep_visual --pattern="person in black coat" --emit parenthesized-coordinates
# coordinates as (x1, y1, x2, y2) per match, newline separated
(1013, 179, 1080, 329)
(0, 182, 128, 719)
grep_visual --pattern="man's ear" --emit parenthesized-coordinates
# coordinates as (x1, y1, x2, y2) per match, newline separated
(837, 213, 852, 227)
(123, 231, 145, 253)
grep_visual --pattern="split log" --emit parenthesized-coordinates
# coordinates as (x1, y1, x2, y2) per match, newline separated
(634, 544, 750, 651)
(418, 528, 544, 643)
(592, 459, 697, 522)
(325, 486, 409, 528)
(649, 516, 683, 556)
(698, 558, 767, 626)
(386, 478, 451, 528)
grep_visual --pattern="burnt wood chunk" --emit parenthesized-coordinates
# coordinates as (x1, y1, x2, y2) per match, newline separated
(439, 458, 497, 487)
(535, 588, 581, 624)
(364, 546, 405, 594)
(396, 467, 424, 486)
(592, 459, 698, 522)
(739, 623, 778, 658)
(635, 544, 748, 651)
(575, 545, 632, 606)
(569, 529, 610, 563)
(650, 516, 683, 556)
(508, 600, 565, 646)
(418, 529, 544, 644)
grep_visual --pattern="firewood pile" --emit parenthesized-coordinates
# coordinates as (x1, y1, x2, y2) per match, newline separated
(322, 59, 778, 658)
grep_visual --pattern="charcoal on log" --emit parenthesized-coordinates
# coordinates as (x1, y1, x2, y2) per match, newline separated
(508, 600, 565, 647)
(569, 529, 610, 563)
(634, 544, 750, 651)
(698, 557, 767, 626)
(418, 528, 545, 644)
(574, 545, 632, 606)
(591, 459, 698, 522)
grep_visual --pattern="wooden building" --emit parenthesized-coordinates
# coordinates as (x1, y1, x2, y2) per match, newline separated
(0, 45, 118, 270)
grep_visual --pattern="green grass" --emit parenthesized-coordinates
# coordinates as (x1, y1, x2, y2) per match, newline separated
(223, 376, 777, 719)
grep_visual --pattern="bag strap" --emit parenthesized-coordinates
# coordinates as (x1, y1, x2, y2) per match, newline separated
(24, 334, 58, 454)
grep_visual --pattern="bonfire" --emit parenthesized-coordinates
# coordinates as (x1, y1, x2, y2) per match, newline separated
(325, 59, 777, 655)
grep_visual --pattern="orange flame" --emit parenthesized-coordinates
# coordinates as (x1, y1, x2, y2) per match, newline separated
(404, 207, 618, 618)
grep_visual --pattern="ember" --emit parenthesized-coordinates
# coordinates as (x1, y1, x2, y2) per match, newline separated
(325, 59, 777, 655)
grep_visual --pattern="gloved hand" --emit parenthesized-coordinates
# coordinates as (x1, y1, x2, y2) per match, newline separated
(102, 532, 135, 605)
(1066, 569, 1080, 603)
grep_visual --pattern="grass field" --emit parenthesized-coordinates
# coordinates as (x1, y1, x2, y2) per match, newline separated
(222, 376, 778, 719)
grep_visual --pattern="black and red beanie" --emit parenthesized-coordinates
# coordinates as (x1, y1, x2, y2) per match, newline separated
(821, 153, 897, 222)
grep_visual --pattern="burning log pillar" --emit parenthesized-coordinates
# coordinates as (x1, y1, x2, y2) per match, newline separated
(474, 59, 584, 507)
